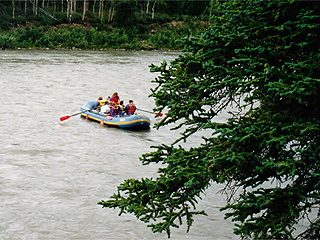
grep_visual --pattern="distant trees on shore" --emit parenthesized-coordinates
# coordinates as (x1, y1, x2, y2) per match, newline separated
(1, 0, 211, 29)
(0, 0, 211, 50)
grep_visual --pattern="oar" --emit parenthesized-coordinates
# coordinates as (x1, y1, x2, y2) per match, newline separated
(60, 109, 91, 121)
(137, 108, 163, 117)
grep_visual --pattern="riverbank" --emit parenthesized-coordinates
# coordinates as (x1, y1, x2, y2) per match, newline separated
(1, 0, 211, 50)
(0, 20, 208, 51)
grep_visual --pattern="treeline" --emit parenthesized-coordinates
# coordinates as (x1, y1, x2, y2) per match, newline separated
(0, 0, 212, 50)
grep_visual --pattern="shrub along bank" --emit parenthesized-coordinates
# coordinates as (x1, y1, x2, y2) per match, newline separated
(1, 20, 207, 50)
(0, 0, 210, 51)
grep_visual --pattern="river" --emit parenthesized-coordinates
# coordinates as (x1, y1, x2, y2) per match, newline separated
(0, 50, 236, 240)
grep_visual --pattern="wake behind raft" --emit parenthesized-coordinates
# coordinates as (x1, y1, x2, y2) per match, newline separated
(80, 101, 151, 130)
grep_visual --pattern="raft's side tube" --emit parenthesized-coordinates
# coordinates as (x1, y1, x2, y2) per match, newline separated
(81, 101, 97, 111)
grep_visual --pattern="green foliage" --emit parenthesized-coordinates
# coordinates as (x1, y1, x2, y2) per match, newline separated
(0, 33, 16, 49)
(16, 27, 45, 44)
(1, 21, 203, 50)
(0, 0, 210, 50)
(99, 0, 320, 239)
(0, 20, 11, 31)
(99, 145, 210, 238)
(147, 29, 181, 50)
(146, 20, 207, 50)
(155, 1, 210, 17)
(113, 1, 137, 28)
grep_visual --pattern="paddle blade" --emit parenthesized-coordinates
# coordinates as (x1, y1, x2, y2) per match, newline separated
(155, 113, 163, 117)
(60, 115, 71, 121)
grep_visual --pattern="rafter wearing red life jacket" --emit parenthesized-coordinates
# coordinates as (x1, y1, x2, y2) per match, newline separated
(110, 92, 120, 105)
(125, 100, 136, 115)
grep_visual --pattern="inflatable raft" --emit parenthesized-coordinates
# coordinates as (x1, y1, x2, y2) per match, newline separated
(80, 101, 151, 130)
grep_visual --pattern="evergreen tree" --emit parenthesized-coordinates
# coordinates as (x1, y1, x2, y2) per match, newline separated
(99, 1, 320, 238)
(113, 1, 137, 28)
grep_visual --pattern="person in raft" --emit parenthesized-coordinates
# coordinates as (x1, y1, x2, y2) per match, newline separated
(96, 97, 106, 111)
(109, 102, 119, 116)
(118, 101, 126, 116)
(125, 100, 136, 115)
(110, 92, 120, 104)
(100, 103, 110, 114)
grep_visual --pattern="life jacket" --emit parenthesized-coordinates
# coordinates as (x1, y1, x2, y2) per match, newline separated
(98, 100, 107, 106)
(110, 96, 119, 103)
(96, 100, 106, 110)
(127, 103, 136, 114)
(119, 105, 125, 113)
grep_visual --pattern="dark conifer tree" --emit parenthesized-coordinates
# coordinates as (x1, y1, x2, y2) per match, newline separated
(99, 1, 320, 239)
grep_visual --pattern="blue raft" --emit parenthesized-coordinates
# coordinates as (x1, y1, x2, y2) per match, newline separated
(80, 101, 151, 130)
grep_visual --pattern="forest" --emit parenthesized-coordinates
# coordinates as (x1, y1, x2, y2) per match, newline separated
(98, 0, 320, 239)
(0, 0, 212, 50)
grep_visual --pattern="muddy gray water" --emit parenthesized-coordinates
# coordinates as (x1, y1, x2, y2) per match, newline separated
(0, 50, 236, 240)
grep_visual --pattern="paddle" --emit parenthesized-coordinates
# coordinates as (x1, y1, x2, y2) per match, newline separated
(137, 108, 163, 117)
(60, 109, 91, 121)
